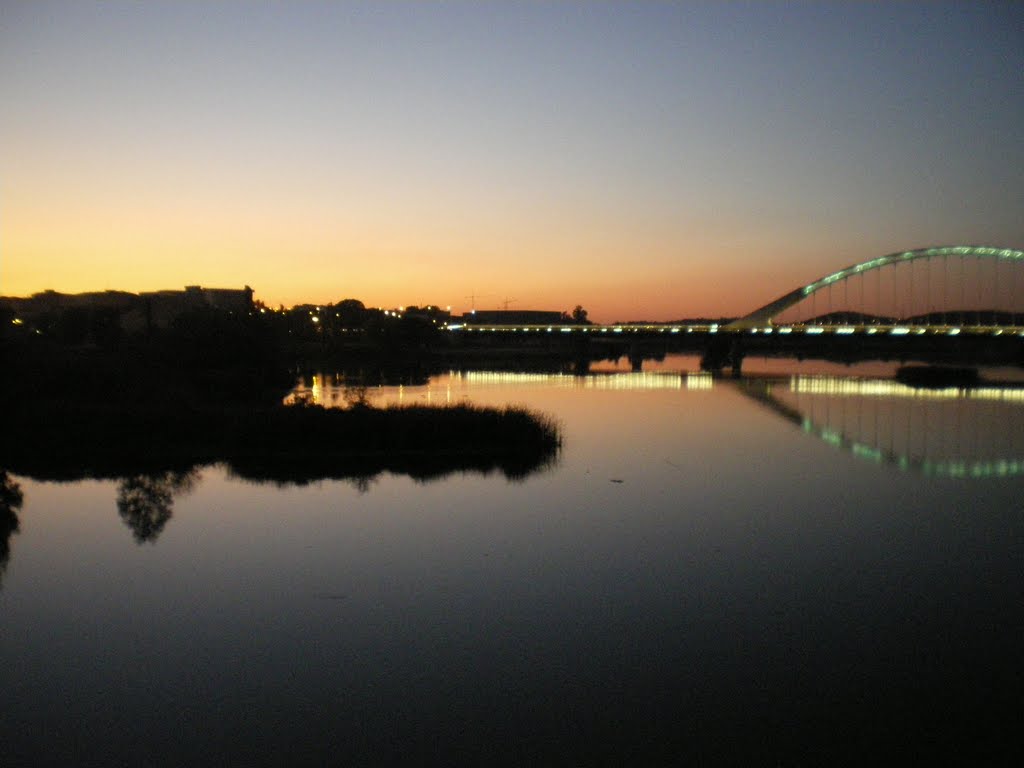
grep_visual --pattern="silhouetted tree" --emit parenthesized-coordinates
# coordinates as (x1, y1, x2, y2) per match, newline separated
(116, 470, 197, 544)
(0, 471, 24, 589)
(335, 299, 368, 326)
(571, 305, 589, 324)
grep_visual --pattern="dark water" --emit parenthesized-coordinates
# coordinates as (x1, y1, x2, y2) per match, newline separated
(3, 357, 1023, 765)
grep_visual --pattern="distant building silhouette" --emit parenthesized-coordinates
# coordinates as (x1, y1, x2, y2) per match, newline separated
(136, 285, 253, 330)
(1, 289, 138, 315)
(462, 309, 563, 325)
(1, 285, 254, 338)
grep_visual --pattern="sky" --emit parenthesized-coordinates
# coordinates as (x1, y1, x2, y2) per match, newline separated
(2, 1, 1022, 321)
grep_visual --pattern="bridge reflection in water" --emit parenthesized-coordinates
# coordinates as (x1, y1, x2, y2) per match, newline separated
(742, 375, 1024, 479)
(294, 368, 1024, 479)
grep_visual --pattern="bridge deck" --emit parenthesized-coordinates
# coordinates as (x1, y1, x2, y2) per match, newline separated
(447, 323, 1024, 337)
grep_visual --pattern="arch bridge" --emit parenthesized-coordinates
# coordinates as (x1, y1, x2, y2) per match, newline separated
(445, 246, 1024, 371)
(447, 246, 1024, 337)
(727, 245, 1024, 333)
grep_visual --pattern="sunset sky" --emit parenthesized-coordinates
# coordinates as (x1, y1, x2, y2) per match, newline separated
(2, 2, 1022, 321)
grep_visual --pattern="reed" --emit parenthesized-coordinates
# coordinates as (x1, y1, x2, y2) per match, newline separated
(0, 400, 561, 483)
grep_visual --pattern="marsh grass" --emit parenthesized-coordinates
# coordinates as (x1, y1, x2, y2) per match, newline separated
(1, 400, 561, 483)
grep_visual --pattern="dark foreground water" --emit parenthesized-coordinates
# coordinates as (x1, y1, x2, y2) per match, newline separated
(3, 357, 1024, 765)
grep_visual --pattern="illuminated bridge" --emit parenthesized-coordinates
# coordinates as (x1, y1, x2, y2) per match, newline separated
(446, 246, 1024, 370)
(726, 245, 1024, 332)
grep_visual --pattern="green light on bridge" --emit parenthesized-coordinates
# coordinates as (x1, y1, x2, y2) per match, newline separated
(796, 245, 1024, 301)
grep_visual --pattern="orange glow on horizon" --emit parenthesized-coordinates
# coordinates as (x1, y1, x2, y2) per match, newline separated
(1, 232, 825, 323)
(2, 191, 844, 322)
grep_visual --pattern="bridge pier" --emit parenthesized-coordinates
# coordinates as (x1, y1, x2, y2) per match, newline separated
(628, 341, 644, 372)
(700, 336, 744, 376)
(732, 349, 744, 378)
(573, 357, 591, 376)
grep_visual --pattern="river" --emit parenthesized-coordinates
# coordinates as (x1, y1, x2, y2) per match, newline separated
(2, 355, 1023, 765)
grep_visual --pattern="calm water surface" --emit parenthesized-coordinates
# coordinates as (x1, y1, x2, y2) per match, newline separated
(3, 356, 1023, 765)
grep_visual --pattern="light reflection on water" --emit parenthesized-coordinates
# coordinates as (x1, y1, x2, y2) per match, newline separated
(3, 355, 1024, 765)
(747, 375, 1024, 478)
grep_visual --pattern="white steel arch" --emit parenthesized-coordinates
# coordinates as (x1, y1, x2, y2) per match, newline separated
(727, 246, 1024, 329)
